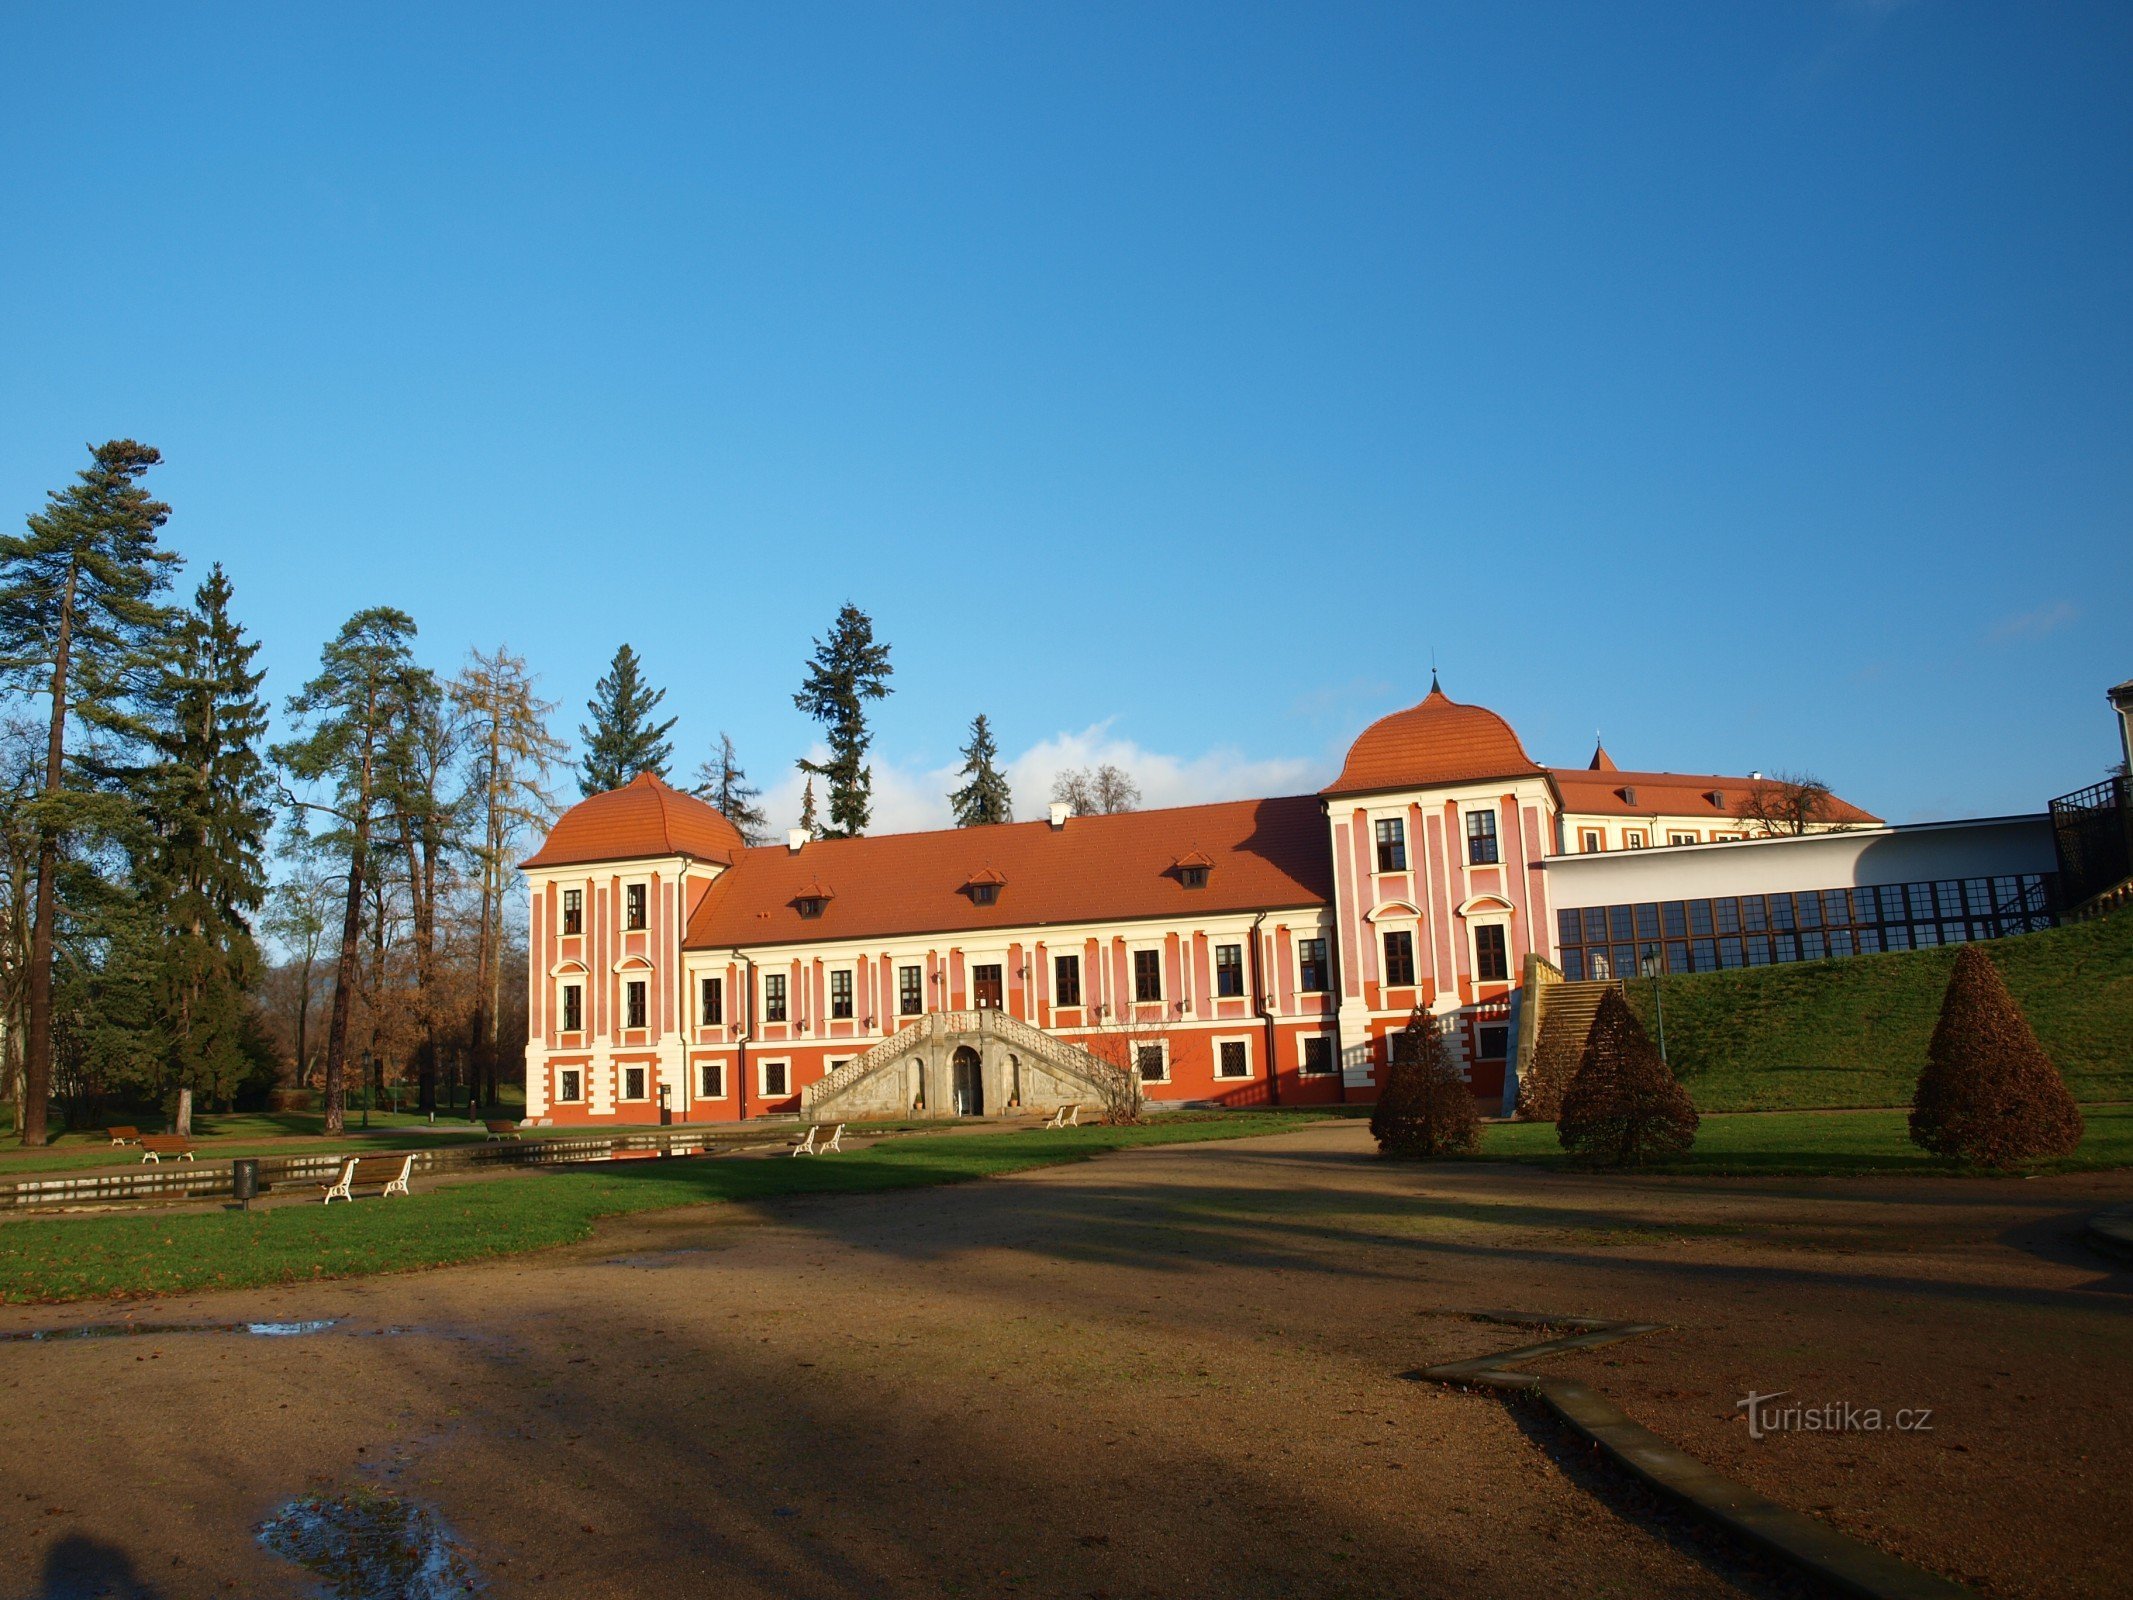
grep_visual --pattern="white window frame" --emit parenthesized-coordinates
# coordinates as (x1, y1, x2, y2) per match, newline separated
(557, 1066, 584, 1103)
(1132, 1040, 1170, 1083)
(1295, 934, 1330, 995)
(1668, 831, 1697, 847)
(558, 978, 586, 1036)
(1372, 812, 1409, 874)
(1212, 942, 1246, 1000)
(1213, 1034, 1254, 1080)
(1299, 1033, 1337, 1074)
(758, 1058, 791, 1098)
(1581, 829, 1603, 853)
(622, 877, 650, 932)
(1469, 918, 1513, 984)
(1624, 830, 1647, 849)
(1463, 807, 1501, 866)
(696, 1057, 728, 1100)
(624, 978, 648, 1031)
(897, 963, 924, 1016)
(1051, 951, 1083, 1009)
(560, 886, 585, 937)
(762, 971, 789, 1024)
(699, 974, 723, 1029)
(828, 966, 856, 1021)
(1129, 943, 1165, 1005)
(621, 1064, 649, 1101)
(1380, 925, 1419, 989)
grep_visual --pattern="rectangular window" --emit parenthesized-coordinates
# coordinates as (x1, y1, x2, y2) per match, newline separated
(625, 882, 648, 931)
(761, 1060, 788, 1097)
(1216, 1041, 1250, 1079)
(1662, 902, 1688, 939)
(1581, 830, 1603, 853)
(1624, 830, 1647, 849)
(1302, 1036, 1335, 1075)
(559, 1068, 582, 1102)
(1135, 1044, 1168, 1082)
(1668, 832, 1696, 846)
(1215, 943, 1244, 998)
(698, 1059, 723, 1098)
(1466, 810, 1499, 865)
(1478, 1025, 1509, 1060)
(972, 964, 1003, 1009)
(830, 969, 854, 1020)
(700, 976, 723, 1026)
(1583, 907, 1609, 944)
(624, 1065, 646, 1100)
(763, 973, 788, 1023)
(562, 888, 583, 936)
(625, 980, 647, 1030)
(1562, 949, 1586, 979)
(1133, 949, 1163, 1003)
(1690, 900, 1716, 937)
(1557, 909, 1581, 949)
(1375, 817, 1407, 872)
(899, 965, 923, 1016)
(561, 984, 583, 1033)
(1473, 924, 1509, 982)
(1052, 953, 1081, 1007)
(1665, 940, 1690, 973)
(1694, 938, 1720, 971)
(1382, 930, 1416, 987)
(1297, 938, 1328, 992)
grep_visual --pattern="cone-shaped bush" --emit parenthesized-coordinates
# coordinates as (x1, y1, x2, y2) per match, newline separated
(1371, 1010, 1482, 1159)
(1515, 1006, 1582, 1121)
(1557, 989, 1699, 1166)
(1910, 945, 2084, 1167)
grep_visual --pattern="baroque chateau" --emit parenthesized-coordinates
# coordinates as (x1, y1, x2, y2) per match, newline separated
(520, 683, 1892, 1123)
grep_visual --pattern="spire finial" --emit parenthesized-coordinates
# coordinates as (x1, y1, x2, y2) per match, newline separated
(1429, 648, 1440, 695)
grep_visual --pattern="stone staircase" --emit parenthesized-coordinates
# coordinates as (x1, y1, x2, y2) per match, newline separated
(800, 1010, 1131, 1123)
(1519, 978, 1624, 1116)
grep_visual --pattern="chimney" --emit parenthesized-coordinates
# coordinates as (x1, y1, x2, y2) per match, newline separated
(1750, 770, 1763, 781)
(786, 828, 806, 853)
(1048, 801, 1069, 829)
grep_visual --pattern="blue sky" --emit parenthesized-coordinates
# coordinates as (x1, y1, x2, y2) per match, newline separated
(2, 2, 2127, 833)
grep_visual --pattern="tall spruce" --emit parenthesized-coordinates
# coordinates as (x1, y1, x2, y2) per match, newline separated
(797, 775, 821, 839)
(792, 603, 893, 837)
(949, 713, 1013, 826)
(451, 647, 564, 1105)
(273, 608, 433, 1136)
(578, 644, 675, 795)
(138, 565, 273, 1131)
(0, 441, 181, 1146)
(695, 732, 769, 845)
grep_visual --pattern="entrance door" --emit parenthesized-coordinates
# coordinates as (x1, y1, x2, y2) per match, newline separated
(951, 1046, 985, 1115)
(971, 964, 1004, 1009)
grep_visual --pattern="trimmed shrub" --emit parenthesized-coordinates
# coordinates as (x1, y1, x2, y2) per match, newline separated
(1371, 1010, 1482, 1159)
(1910, 944, 2084, 1166)
(1516, 1005, 1583, 1121)
(1557, 990, 1699, 1166)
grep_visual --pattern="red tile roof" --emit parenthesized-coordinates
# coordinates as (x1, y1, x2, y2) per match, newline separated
(522, 773, 748, 869)
(683, 795, 1332, 949)
(1549, 767, 1881, 825)
(1324, 686, 1545, 798)
(1588, 742, 1618, 772)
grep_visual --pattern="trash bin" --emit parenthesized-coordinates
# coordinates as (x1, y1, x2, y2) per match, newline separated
(232, 1157, 259, 1209)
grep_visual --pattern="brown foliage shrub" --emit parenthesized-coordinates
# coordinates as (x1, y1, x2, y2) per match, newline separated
(1909, 945, 2084, 1166)
(1557, 990, 1699, 1166)
(1371, 1010, 1482, 1159)
(1515, 1004, 1585, 1121)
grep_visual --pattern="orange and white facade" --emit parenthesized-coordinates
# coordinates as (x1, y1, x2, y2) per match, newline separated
(521, 684, 1881, 1123)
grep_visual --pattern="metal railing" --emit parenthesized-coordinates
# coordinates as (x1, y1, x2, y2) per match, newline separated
(2050, 775, 2131, 910)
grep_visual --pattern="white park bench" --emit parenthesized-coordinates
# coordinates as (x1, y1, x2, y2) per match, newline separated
(789, 1124, 845, 1156)
(1043, 1105, 1081, 1128)
(320, 1152, 415, 1203)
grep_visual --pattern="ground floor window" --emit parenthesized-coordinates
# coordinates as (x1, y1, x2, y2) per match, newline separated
(558, 1068, 582, 1102)
(1216, 1040, 1250, 1079)
(761, 1060, 789, 1097)
(699, 1060, 723, 1098)
(1477, 1025, 1509, 1059)
(1135, 1044, 1168, 1083)
(1301, 1036, 1335, 1074)
(624, 1066, 646, 1100)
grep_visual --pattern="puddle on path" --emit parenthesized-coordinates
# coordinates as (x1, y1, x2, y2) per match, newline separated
(1, 1318, 340, 1343)
(259, 1487, 479, 1598)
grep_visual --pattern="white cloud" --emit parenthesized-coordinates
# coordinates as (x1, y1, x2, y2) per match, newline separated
(756, 723, 1326, 838)
(1989, 601, 2078, 643)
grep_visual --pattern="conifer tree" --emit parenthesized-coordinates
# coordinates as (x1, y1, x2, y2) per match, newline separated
(695, 732, 769, 845)
(577, 643, 675, 796)
(797, 775, 821, 839)
(793, 603, 892, 836)
(0, 441, 181, 1145)
(1910, 945, 2084, 1166)
(137, 565, 273, 1131)
(273, 608, 433, 1135)
(1557, 989, 1699, 1166)
(948, 713, 1013, 826)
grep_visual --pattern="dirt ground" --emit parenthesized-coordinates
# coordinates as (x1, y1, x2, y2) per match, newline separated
(1, 1123, 2128, 1600)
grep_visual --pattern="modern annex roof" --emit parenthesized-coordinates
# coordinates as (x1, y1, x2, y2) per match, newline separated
(1322, 682, 1546, 798)
(521, 772, 748, 869)
(683, 796, 1333, 950)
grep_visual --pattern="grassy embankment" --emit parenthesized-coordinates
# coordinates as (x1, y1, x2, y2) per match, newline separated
(1618, 907, 2133, 1111)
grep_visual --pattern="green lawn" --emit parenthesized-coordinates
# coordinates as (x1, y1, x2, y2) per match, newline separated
(1618, 907, 2133, 1111)
(0, 1112, 1340, 1305)
(1470, 1103, 2133, 1177)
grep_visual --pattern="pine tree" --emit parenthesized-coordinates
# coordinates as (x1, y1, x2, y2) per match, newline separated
(797, 775, 821, 839)
(272, 608, 434, 1136)
(1910, 945, 2084, 1167)
(451, 647, 565, 1105)
(1371, 1009, 1481, 1157)
(949, 713, 1013, 826)
(0, 441, 182, 1145)
(1557, 989, 1699, 1166)
(695, 732, 769, 845)
(578, 643, 675, 796)
(792, 603, 893, 837)
(137, 565, 273, 1131)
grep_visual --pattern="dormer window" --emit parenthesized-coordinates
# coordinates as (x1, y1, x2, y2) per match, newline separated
(796, 897, 827, 919)
(964, 866, 1006, 907)
(792, 878, 834, 919)
(1174, 848, 1214, 889)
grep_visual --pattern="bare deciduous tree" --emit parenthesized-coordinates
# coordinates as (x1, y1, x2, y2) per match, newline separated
(1051, 763, 1140, 817)
(1737, 770, 1843, 837)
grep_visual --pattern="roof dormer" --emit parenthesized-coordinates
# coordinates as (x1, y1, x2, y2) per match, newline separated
(963, 866, 1006, 908)
(792, 878, 835, 919)
(1173, 848, 1214, 890)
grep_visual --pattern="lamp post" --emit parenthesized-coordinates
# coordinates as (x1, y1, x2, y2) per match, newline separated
(1638, 944, 1668, 1066)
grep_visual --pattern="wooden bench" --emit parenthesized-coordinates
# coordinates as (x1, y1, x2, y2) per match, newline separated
(789, 1124, 845, 1156)
(320, 1153, 415, 1203)
(1042, 1104, 1081, 1129)
(97, 1126, 141, 1146)
(138, 1135, 196, 1162)
(483, 1120, 522, 1141)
